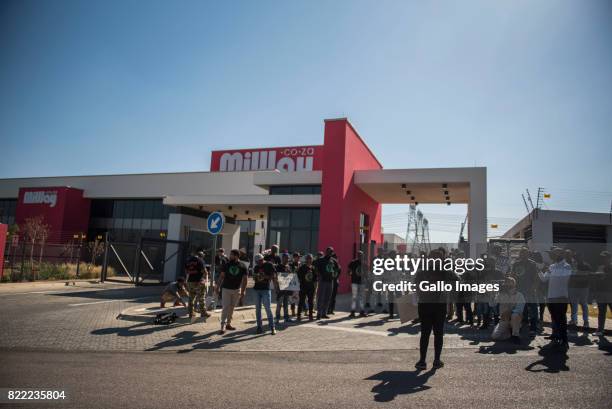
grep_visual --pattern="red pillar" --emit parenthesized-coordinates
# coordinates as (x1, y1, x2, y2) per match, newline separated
(0, 224, 7, 280)
(318, 119, 383, 293)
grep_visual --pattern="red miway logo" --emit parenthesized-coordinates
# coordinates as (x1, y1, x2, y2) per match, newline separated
(210, 146, 323, 172)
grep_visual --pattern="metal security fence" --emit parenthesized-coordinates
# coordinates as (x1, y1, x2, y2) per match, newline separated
(2, 235, 189, 285)
(101, 237, 189, 285)
(1, 240, 105, 282)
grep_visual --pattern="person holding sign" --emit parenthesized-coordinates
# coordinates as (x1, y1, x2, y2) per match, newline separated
(252, 253, 277, 335)
(275, 253, 294, 325)
(315, 247, 341, 320)
(348, 251, 366, 318)
(216, 249, 248, 335)
(297, 254, 317, 321)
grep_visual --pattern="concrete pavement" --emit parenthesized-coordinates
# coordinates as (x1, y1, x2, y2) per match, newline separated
(1, 282, 610, 353)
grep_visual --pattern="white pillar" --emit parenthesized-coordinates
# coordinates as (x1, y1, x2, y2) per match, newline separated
(221, 223, 240, 251)
(468, 169, 487, 258)
(163, 213, 184, 282)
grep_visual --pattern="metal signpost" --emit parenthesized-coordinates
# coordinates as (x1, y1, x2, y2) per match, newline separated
(207, 212, 225, 302)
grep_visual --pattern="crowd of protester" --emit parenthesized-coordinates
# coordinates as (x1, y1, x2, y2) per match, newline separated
(160, 242, 612, 368)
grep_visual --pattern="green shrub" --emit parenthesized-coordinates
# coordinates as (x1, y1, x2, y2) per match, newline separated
(38, 263, 71, 280)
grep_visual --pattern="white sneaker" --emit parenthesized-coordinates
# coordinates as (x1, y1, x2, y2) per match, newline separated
(594, 331, 603, 336)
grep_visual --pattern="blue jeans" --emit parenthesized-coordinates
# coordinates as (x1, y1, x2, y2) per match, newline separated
(570, 287, 589, 326)
(255, 289, 274, 331)
(276, 290, 290, 321)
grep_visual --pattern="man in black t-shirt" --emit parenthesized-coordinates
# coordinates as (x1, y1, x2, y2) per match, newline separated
(297, 254, 317, 321)
(328, 251, 341, 315)
(252, 253, 277, 334)
(216, 249, 248, 334)
(511, 247, 540, 333)
(185, 255, 210, 318)
(264, 245, 282, 266)
(348, 251, 366, 318)
(314, 247, 340, 320)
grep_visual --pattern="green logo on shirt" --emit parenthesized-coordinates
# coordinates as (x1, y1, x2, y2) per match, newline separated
(229, 265, 240, 276)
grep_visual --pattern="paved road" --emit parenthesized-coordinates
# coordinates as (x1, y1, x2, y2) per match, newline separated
(1, 348, 611, 409)
(1, 282, 611, 408)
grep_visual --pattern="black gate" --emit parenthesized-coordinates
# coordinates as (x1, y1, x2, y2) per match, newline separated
(101, 237, 188, 285)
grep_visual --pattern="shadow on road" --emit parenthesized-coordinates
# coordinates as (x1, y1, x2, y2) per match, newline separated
(525, 345, 570, 373)
(145, 325, 267, 352)
(477, 342, 535, 355)
(365, 369, 436, 402)
(48, 286, 161, 301)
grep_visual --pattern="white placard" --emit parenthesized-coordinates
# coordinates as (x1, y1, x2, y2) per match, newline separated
(277, 272, 300, 291)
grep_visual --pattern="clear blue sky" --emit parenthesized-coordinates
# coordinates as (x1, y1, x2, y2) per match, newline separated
(1, 0, 610, 241)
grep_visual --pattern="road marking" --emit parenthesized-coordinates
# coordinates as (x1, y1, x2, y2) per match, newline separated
(68, 297, 149, 307)
(302, 323, 401, 337)
(0, 287, 121, 297)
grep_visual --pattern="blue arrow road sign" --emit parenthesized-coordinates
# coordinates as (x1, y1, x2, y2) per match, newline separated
(207, 212, 225, 235)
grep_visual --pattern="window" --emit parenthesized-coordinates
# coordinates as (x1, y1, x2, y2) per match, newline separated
(267, 207, 320, 254)
(269, 208, 290, 228)
(269, 185, 321, 195)
(89, 199, 173, 243)
(0, 199, 17, 225)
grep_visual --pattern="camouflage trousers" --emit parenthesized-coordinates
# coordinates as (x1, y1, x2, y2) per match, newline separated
(187, 282, 207, 315)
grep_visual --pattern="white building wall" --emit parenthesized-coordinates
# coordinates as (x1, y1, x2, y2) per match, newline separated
(163, 212, 240, 282)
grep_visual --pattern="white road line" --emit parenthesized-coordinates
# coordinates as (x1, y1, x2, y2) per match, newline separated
(301, 323, 470, 338)
(68, 297, 151, 307)
(68, 298, 146, 307)
(0, 290, 64, 296)
(301, 323, 400, 337)
(68, 299, 122, 307)
(0, 287, 117, 297)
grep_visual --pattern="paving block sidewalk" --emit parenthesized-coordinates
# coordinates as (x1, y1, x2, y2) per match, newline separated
(1, 288, 611, 353)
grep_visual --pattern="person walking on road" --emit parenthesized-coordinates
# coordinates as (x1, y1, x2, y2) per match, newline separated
(216, 249, 248, 334)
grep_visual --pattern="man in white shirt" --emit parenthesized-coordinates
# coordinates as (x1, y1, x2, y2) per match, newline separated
(539, 247, 572, 350)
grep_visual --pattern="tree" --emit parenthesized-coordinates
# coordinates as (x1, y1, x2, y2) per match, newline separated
(87, 238, 105, 274)
(21, 215, 50, 280)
